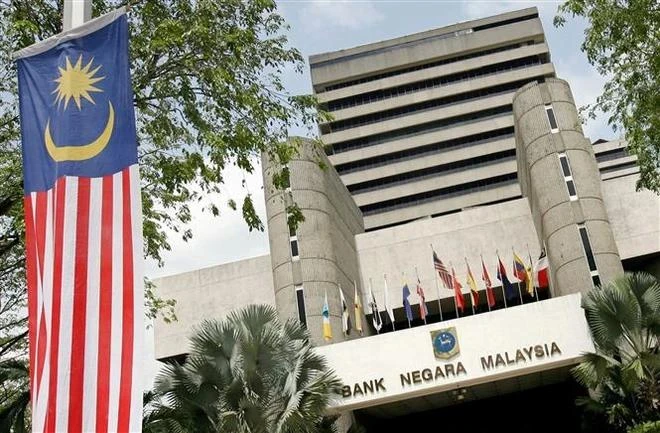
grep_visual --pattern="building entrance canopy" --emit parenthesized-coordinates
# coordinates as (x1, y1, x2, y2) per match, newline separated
(316, 294, 593, 412)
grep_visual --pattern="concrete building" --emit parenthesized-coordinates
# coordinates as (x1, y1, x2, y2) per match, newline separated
(153, 8, 659, 432)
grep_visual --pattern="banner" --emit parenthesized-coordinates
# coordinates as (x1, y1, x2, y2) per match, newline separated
(16, 9, 143, 432)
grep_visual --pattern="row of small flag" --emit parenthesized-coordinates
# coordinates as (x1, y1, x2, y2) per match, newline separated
(322, 248, 549, 340)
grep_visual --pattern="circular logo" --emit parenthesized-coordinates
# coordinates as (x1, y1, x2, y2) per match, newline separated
(433, 331, 456, 354)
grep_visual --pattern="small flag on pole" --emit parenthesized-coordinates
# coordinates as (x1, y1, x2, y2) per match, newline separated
(433, 251, 453, 289)
(338, 285, 351, 335)
(451, 268, 465, 312)
(383, 276, 395, 330)
(402, 283, 413, 325)
(416, 277, 428, 322)
(481, 257, 496, 308)
(513, 250, 533, 295)
(369, 281, 382, 332)
(465, 260, 480, 307)
(322, 290, 332, 341)
(535, 248, 550, 289)
(497, 256, 517, 300)
(354, 281, 363, 335)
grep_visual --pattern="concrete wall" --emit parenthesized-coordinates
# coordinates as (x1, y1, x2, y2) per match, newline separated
(310, 12, 544, 88)
(263, 138, 369, 345)
(602, 174, 660, 261)
(356, 197, 541, 311)
(153, 255, 275, 360)
(513, 78, 623, 295)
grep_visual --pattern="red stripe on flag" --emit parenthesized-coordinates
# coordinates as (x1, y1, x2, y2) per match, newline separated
(96, 175, 113, 433)
(45, 178, 66, 432)
(23, 196, 38, 399)
(35, 191, 48, 394)
(68, 178, 91, 433)
(117, 169, 135, 432)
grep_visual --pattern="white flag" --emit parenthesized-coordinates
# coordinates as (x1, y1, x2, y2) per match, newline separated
(338, 284, 351, 335)
(369, 280, 382, 332)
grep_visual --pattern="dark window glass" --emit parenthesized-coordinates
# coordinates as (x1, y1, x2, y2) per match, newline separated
(290, 239, 299, 258)
(579, 226, 598, 271)
(559, 156, 571, 177)
(592, 275, 601, 287)
(546, 106, 558, 130)
(296, 287, 307, 326)
(288, 223, 296, 238)
(566, 180, 577, 197)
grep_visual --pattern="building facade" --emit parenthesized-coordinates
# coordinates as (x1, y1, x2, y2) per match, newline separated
(154, 8, 659, 431)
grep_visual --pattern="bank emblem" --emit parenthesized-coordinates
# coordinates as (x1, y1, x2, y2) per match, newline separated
(431, 327, 459, 360)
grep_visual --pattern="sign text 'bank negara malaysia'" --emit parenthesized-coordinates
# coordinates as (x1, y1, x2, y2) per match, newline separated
(341, 326, 562, 398)
(314, 294, 593, 410)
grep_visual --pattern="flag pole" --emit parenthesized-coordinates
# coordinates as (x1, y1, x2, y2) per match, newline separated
(369, 278, 380, 334)
(430, 244, 443, 322)
(481, 253, 492, 312)
(527, 243, 539, 302)
(384, 274, 395, 331)
(465, 257, 476, 316)
(497, 250, 508, 309)
(415, 266, 427, 325)
(63, 0, 92, 31)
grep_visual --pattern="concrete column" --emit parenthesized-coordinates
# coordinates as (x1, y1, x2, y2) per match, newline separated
(262, 137, 369, 345)
(513, 78, 623, 295)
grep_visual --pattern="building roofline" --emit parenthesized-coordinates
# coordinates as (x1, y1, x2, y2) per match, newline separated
(308, 7, 539, 66)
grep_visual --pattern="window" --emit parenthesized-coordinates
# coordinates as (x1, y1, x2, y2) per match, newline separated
(558, 153, 578, 201)
(287, 213, 299, 261)
(578, 224, 600, 287)
(290, 239, 299, 259)
(545, 104, 559, 133)
(295, 284, 307, 326)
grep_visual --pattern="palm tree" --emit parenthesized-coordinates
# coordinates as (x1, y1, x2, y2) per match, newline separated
(150, 304, 342, 433)
(572, 272, 660, 431)
(0, 359, 30, 433)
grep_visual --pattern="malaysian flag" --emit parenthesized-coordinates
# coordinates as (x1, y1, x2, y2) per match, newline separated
(433, 251, 453, 289)
(16, 9, 143, 432)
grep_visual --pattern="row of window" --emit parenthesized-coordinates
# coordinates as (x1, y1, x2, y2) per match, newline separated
(325, 56, 545, 112)
(324, 75, 545, 134)
(348, 149, 517, 195)
(332, 105, 513, 154)
(335, 128, 514, 175)
(316, 13, 539, 87)
(361, 173, 518, 216)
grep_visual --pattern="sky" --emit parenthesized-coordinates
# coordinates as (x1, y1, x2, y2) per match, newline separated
(145, 0, 615, 282)
(141, 0, 618, 387)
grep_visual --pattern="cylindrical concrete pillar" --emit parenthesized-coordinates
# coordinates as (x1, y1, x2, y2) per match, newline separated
(262, 137, 368, 345)
(513, 78, 623, 295)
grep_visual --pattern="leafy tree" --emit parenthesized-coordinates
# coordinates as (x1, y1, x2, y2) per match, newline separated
(554, 0, 660, 192)
(0, 360, 30, 433)
(572, 272, 660, 431)
(150, 304, 341, 433)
